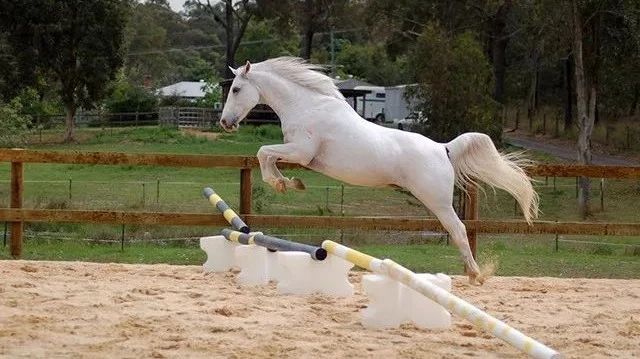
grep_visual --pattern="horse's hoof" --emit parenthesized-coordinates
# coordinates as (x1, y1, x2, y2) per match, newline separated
(275, 179, 287, 193)
(467, 272, 484, 286)
(290, 177, 306, 190)
(468, 276, 482, 286)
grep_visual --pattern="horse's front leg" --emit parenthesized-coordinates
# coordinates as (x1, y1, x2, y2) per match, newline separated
(257, 143, 315, 193)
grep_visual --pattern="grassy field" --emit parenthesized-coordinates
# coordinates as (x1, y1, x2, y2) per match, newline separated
(1, 125, 639, 278)
(4, 233, 639, 278)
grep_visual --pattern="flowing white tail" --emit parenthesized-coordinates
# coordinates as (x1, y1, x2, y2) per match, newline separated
(447, 133, 539, 223)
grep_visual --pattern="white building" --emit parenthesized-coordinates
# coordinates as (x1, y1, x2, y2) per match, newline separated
(157, 81, 208, 100)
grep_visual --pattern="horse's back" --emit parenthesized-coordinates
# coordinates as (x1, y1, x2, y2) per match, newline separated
(308, 109, 450, 187)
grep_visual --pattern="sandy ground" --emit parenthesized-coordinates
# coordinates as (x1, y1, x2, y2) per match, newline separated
(1, 261, 639, 359)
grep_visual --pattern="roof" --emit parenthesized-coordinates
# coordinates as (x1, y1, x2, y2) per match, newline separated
(341, 89, 371, 98)
(157, 81, 209, 98)
(333, 78, 374, 90)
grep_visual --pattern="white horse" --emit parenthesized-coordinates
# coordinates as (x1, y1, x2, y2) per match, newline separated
(220, 57, 538, 284)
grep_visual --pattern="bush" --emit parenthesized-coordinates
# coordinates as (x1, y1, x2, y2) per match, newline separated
(105, 77, 158, 113)
(0, 98, 31, 147)
(409, 24, 500, 143)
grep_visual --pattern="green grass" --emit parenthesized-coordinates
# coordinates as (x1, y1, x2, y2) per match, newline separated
(3, 233, 639, 278)
(1, 125, 639, 278)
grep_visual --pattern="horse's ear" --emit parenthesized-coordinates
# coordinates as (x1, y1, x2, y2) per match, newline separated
(228, 66, 238, 76)
(241, 61, 251, 77)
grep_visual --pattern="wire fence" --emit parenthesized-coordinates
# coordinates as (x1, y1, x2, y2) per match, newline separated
(502, 107, 640, 151)
(1, 175, 639, 255)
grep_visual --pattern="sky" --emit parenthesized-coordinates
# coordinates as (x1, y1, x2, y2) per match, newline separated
(168, 0, 186, 12)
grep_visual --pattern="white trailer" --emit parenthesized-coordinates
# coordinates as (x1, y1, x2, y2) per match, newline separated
(354, 85, 386, 121)
(384, 84, 418, 122)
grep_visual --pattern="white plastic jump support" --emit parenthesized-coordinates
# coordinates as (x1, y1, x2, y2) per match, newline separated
(234, 243, 281, 286)
(199, 232, 263, 273)
(200, 235, 354, 295)
(362, 273, 451, 329)
(277, 252, 354, 296)
(199, 235, 239, 272)
(322, 240, 562, 359)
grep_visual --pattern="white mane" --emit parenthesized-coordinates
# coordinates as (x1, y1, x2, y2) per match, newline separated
(255, 57, 345, 100)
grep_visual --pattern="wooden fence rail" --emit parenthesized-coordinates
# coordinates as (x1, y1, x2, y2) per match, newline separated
(1, 148, 639, 258)
(2, 209, 639, 235)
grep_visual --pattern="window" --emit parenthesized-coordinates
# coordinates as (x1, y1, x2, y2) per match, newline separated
(375, 93, 386, 99)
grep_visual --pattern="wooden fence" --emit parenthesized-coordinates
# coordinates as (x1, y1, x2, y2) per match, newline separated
(1, 148, 639, 259)
(159, 107, 220, 128)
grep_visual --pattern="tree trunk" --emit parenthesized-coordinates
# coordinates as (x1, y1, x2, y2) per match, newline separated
(224, 0, 235, 78)
(63, 102, 76, 143)
(527, 49, 540, 121)
(630, 83, 639, 116)
(489, 0, 512, 104)
(299, 0, 314, 59)
(563, 54, 574, 128)
(299, 28, 314, 59)
(572, 0, 594, 218)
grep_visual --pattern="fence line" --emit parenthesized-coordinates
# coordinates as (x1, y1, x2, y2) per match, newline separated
(1, 209, 640, 235)
(1, 148, 639, 259)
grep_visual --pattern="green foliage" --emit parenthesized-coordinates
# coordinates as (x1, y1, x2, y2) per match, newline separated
(252, 183, 274, 213)
(235, 19, 297, 63)
(0, 98, 31, 147)
(12, 87, 62, 116)
(91, 127, 197, 145)
(336, 42, 409, 85)
(197, 79, 222, 109)
(125, 1, 222, 86)
(221, 124, 283, 142)
(0, 0, 131, 141)
(105, 75, 158, 113)
(410, 25, 500, 143)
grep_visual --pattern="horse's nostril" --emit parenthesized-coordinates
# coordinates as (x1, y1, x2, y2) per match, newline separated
(221, 119, 228, 126)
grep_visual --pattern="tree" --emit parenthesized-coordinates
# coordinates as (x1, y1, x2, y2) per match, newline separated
(336, 42, 409, 85)
(257, 0, 350, 59)
(566, 0, 640, 217)
(234, 19, 297, 63)
(410, 25, 499, 143)
(0, 97, 31, 147)
(186, 0, 256, 78)
(124, 1, 223, 86)
(104, 74, 158, 114)
(1, 0, 130, 142)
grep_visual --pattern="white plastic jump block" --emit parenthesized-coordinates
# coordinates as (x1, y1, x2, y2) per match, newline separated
(199, 235, 239, 272)
(234, 244, 281, 286)
(276, 252, 354, 297)
(362, 273, 452, 330)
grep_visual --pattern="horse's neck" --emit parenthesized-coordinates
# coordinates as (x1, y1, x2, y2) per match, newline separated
(253, 72, 320, 127)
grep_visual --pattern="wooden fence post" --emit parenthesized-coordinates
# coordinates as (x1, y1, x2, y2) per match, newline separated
(10, 159, 24, 258)
(240, 168, 252, 215)
(463, 183, 479, 260)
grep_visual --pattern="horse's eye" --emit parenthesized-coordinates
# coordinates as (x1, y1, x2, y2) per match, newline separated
(232, 87, 240, 94)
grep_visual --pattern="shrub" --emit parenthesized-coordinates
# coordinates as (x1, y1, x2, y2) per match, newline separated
(0, 98, 31, 147)
(409, 24, 500, 143)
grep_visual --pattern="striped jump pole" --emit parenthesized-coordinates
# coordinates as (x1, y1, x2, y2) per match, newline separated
(322, 240, 561, 359)
(222, 229, 327, 261)
(203, 187, 250, 233)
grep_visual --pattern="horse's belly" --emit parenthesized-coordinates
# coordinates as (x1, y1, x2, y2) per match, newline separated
(307, 157, 391, 187)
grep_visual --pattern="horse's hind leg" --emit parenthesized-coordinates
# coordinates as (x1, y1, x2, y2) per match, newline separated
(431, 205, 482, 284)
(406, 179, 482, 284)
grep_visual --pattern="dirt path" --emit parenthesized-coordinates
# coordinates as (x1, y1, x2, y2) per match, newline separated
(504, 133, 639, 166)
(1, 260, 639, 358)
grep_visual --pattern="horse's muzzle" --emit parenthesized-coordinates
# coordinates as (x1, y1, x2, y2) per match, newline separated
(220, 117, 239, 132)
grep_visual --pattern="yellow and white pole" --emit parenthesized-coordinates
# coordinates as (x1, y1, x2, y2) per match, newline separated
(203, 187, 250, 233)
(322, 240, 561, 359)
